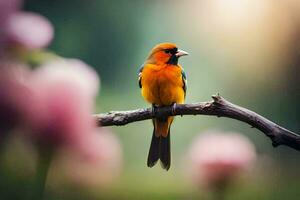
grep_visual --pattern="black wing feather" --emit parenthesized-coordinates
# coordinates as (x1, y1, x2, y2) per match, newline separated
(181, 69, 187, 97)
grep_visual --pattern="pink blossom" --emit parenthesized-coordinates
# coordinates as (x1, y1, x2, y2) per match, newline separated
(0, 60, 32, 133)
(27, 58, 100, 148)
(0, 0, 22, 25)
(4, 11, 54, 49)
(0, 0, 22, 53)
(56, 128, 122, 188)
(187, 130, 256, 188)
(33, 58, 100, 98)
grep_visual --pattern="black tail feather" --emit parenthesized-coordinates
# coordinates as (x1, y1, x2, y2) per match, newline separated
(147, 129, 171, 170)
(147, 130, 160, 167)
(159, 130, 171, 170)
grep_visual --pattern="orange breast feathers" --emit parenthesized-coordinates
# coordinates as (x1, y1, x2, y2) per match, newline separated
(140, 63, 185, 106)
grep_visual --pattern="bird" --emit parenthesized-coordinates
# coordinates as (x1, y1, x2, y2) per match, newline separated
(138, 43, 188, 170)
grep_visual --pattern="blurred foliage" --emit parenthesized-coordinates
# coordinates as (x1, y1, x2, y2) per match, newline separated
(0, 0, 297, 199)
(25, 0, 146, 89)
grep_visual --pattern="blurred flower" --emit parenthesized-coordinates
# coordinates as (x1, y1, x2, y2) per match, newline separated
(27, 58, 100, 149)
(0, 0, 22, 54)
(55, 128, 122, 188)
(3, 11, 54, 50)
(32, 58, 100, 98)
(187, 130, 256, 189)
(0, 0, 22, 25)
(0, 60, 32, 133)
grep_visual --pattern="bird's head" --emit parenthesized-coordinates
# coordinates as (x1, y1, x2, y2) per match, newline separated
(146, 43, 188, 65)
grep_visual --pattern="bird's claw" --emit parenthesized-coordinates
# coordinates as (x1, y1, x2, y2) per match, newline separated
(171, 103, 177, 116)
(151, 105, 157, 118)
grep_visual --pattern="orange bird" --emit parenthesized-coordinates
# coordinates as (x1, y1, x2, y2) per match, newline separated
(138, 43, 188, 170)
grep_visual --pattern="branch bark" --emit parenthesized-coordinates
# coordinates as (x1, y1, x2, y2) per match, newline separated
(94, 95, 300, 151)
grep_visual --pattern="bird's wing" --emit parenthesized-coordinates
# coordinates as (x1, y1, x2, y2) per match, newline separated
(138, 65, 144, 88)
(181, 68, 187, 97)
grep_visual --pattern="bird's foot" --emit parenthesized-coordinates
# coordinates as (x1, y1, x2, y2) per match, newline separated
(151, 104, 158, 118)
(171, 103, 177, 116)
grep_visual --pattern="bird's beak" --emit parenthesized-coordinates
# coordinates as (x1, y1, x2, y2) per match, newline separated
(175, 49, 189, 57)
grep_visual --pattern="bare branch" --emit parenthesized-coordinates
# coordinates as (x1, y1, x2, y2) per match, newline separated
(94, 95, 300, 151)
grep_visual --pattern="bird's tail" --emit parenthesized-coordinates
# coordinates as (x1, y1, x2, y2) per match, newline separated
(147, 117, 173, 170)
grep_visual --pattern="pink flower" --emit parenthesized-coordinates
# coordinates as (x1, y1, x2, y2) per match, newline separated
(0, 0, 22, 53)
(0, 0, 22, 25)
(32, 58, 100, 98)
(4, 11, 54, 49)
(27, 58, 100, 148)
(0, 60, 32, 133)
(187, 130, 256, 189)
(56, 128, 122, 188)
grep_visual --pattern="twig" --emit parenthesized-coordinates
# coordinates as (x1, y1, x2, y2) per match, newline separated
(94, 95, 300, 151)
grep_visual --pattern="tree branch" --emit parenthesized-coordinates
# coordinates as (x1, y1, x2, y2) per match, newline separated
(94, 95, 300, 151)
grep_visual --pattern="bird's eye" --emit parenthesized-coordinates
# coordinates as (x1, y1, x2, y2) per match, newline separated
(164, 49, 171, 54)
